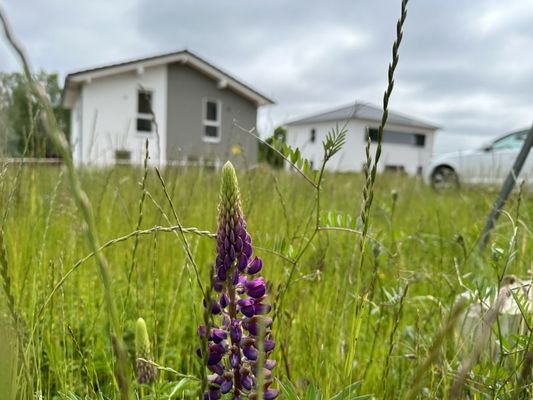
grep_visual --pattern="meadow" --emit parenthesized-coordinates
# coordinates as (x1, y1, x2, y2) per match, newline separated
(1, 161, 532, 399)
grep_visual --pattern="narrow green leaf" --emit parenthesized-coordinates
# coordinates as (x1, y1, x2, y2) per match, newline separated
(303, 159, 310, 175)
(282, 143, 290, 157)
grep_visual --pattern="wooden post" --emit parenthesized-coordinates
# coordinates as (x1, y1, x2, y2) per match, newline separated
(478, 123, 533, 249)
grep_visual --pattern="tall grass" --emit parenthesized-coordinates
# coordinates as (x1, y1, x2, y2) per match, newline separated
(0, 164, 531, 398)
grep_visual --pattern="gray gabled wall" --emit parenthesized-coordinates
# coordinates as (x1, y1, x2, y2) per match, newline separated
(166, 63, 258, 167)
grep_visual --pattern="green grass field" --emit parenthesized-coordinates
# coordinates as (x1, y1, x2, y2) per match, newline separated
(1, 163, 532, 399)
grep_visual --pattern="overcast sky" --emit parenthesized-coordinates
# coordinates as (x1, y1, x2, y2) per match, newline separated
(1, 0, 532, 153)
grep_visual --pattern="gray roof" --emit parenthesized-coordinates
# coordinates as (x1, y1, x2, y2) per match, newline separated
(286, 102, 439, 130)
(62, 49, 274, 108)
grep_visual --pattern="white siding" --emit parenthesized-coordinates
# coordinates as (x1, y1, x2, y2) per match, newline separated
(286, 120, 436, 175)
(76, 65, 167, 166)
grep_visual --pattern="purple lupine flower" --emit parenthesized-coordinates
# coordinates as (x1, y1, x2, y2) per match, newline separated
(199, 161, 278, 400)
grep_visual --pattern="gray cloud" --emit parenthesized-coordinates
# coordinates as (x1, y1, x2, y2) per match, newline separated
(1, 0, 533, 153)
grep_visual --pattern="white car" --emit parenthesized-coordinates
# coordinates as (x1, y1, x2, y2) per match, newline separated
(426, 129, 532, 189)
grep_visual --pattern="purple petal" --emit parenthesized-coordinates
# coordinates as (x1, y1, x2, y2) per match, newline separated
(238, 253, 249, 271)
(222, 314, 231, 329)
(264, 339, 275, 352)
(197, 325, 206, 337)
(265, 359, 277, 370)
(224, 237, 230, 251)
(210, 328, 227, 344)
(208, 352, 223, 365)
(224, 255, 231, 270)
(216, 266, 227, 281)
(210, 375, 224, 385)
(230, 351, 240, 368)
(231, 319, 242, 343)
(211, 300, 222, 315)
(241, 375, 253, 390)
(229, 350, 241, 368)
(264, 389, 279, 400)
(244, 316, 272, 335)
(238, 299, 255, 318)
(229, 245, 236, 261)
(209, 343, 226, 354)
(232, 268, 240, 285)
(246, 278, 266, 299)
(247, 257, 263, 274)
(254, 303, 271, 315)
(243, 345, 258, 360)
(221, 379, 233, 394)
(220, 293, 229, 308)
(208, 363, 225, 375)
(243, 241, 253, 258)
(208, 389, 221, 400)
(235, 236, 243, 252)
(230, 230, 235, 243)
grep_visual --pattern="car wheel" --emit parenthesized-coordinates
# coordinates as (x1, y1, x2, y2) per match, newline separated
(431, 166, 459, 190)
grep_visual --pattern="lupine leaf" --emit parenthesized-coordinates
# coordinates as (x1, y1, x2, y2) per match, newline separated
(282, 143, 290, 157)
(303, 159, 310, 175)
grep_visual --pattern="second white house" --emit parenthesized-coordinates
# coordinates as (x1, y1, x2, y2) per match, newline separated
(285, 102, 439, 175)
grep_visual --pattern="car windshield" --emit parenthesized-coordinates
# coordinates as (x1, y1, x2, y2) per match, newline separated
(490, 132, 527, 151)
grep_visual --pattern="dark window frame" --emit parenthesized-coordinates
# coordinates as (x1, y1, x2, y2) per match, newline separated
(367, 127, 426, 148)
(136, 89, 154, 133)
(203, 98, 221, 142)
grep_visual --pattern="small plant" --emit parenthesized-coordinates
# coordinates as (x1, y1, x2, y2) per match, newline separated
(135, 317, 158, 385)
(199, 161, 278, 400)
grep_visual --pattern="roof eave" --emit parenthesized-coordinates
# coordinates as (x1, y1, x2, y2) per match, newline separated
(62, 50, 274, 108)
(286, 116, 440, 131)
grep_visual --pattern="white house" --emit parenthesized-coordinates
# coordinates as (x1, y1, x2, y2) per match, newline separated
(285, 103, 439, 175)
(61, 50, 273, 167)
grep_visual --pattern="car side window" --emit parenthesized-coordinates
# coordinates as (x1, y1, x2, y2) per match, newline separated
(491, 133, 526, 151)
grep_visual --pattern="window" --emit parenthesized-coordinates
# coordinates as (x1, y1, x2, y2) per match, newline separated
(310, 128, 316, 143)
(491, 132, 527, 151)
(415, 134, 426, 147)
(203, 99, 221, 141)
(137, 90, 153, 133)
(384, 165, 405, 173)
(367, 128, 426, 147)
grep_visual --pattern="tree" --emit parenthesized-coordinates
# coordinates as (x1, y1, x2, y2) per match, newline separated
(258, 126, 286, 168)
(0, 71, 69, 157)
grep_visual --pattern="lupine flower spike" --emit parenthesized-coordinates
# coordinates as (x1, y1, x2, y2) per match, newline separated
(199, 161, 278, 400)
(135, 317, 158, 384)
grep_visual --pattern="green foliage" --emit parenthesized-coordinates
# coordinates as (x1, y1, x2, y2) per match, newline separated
(258, 126, 286, 168)
(0, 71, 69, 157)
(322, 125, 347, 163)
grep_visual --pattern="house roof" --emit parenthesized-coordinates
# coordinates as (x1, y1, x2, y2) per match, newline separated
(61, 49, 274, 108)
(286, 102, 439, 130)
